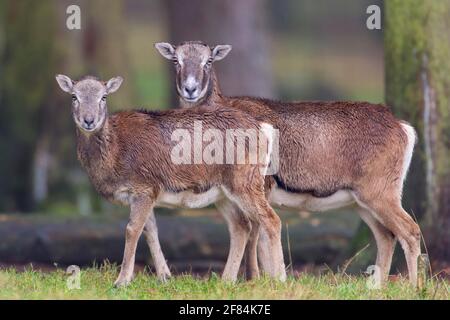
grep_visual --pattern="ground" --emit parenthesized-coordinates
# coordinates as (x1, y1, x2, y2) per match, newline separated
(0, 264, 448, 300)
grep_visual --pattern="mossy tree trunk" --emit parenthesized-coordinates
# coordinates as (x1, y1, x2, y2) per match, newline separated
(385, 1, 450, 263)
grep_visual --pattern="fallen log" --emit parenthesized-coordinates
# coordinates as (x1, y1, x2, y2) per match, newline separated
(0, 211, 356, 272)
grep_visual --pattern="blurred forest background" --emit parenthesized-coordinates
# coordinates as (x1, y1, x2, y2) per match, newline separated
(0, 0, 448, 275)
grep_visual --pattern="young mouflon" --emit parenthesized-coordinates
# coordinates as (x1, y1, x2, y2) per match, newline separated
(55, 74, 286, 286)
(155, 41, 421, 286)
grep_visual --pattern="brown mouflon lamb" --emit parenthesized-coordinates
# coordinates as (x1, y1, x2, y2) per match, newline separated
(55, 74, 286, 286)
(154, 41, 421, 286)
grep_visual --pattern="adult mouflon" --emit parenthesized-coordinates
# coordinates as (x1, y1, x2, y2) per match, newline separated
(155, 41, 421, 286)
(56, 74, 286, 286)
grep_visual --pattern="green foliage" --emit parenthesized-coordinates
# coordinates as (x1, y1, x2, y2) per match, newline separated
(0, 1, 59, 211)
(0, 0, 385, 215)
(0, 263, 448, 299)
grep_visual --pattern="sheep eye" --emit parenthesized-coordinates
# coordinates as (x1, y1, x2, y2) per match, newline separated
(72, 95, 77, 102)
(101, 96, 107, 101)
(173, 58, 179, 65)
(205, 58, 213, 67)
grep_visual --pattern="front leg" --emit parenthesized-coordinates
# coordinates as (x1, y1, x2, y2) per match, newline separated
(115, 196, 154, 287)
(143, 209, 171, 281)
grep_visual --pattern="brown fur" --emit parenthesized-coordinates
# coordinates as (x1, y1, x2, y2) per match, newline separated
(226, 98, 407, 198)
(56, 74, 286, 286)
(157, 41, 422, 286)
(76, 107, 263, 203)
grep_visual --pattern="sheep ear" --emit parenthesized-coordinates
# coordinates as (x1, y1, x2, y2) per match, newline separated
(55, 74, 74, 93)
(106, 76, 123, 94)
(211, 45, 232, 62)
(154, 42, 176, 60)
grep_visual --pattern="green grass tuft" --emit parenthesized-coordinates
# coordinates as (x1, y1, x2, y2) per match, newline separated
(0, 264, 448, 300)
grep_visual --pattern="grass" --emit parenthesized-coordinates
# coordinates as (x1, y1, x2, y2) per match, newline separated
(0, 264, 448, 300)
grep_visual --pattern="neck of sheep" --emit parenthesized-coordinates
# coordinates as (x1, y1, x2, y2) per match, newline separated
(76, 116, 114, 176)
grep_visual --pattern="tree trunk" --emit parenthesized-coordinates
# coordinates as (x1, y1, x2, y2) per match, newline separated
(385, 1, 450, 263)
(164, 0, 275, 106)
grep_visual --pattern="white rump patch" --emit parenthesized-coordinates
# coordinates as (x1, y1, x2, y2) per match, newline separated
(400, 122, 417, 186)
(259, 122, 278, 175)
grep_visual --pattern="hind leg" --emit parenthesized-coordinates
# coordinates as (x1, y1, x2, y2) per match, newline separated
(216, 200, 252, 282)
(257, 201, 286, 280)
(255, 178, 276, 276)
(225, 189, 286, 281)
(356, 206, 396, 283)
(245, 219, 260, 280)
(256, 227, 272, 276)
(354, 192, 421, 286)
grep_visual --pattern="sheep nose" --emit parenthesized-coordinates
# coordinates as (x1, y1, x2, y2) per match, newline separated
(184, 87, 197, 97)
(84, 118, 94, 127)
